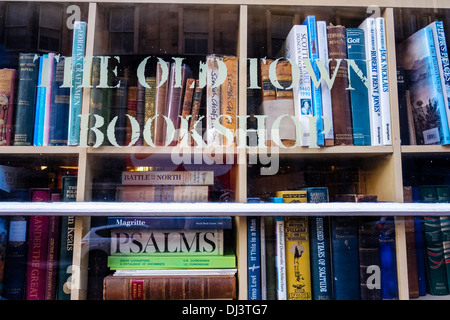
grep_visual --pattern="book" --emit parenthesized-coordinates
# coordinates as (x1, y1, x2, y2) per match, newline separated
(405, 216, 420, 298)
(283, 26, 312, 147)
(122, 170, 214, 185)
(2, 216, 28, 300)
(317, 20, 334, 146)
(260, 58, 276, 101)
(247, 216, 261, 300)
(303, 16, 325, 146)
(49, 56, 70, 145)
(68, 21, 87, 145)
(45, 216, 60, 300)
(110, 78, 128, 146)
(359, 17, 383, 146)
(428, 21, 450, 142)
(154, 60, 169, 146)
(103, 274, 236, 300)
(206, 55, 222, 146)
(115, 185, 209, 202)
(440, 216, 450, 289)
(179, 78, 195, 144)
(423, 216, 449, 295)
(0, 68, 17, 146)
(125, 86, 138, 146)
(358, 217, 381, 300)
(41, 52, 55, 146)
(330, 216, 360, 300)
(275, 190, 307, 203)
(144, 77, 156, 145)
(275, 216, 287, 300)
(221, 56, 238, 145)
(110, 228, 224, 255)
(0, 217, 7, 296)
(107, 250, 236, 270)
(327, 25, 353, 145)
(397, 26, 450, 145)
(285, 216, 311, 300)
(378, 216, 399, 300)
(397, 66, 411, 145)
(136, 81, 145, 145)
(13, 53, 40, 146)
(107, 216, 232, 229)
(414, 217, 427, 296)
(33, 55, 45, 146)
(263, 216, 277, 300)
(375, 17, 392, 146)
(57, 215, 75, 300)
(303, 187, 332, 300)
(346, 28, 372, 146)
(188, 80, 203, 146)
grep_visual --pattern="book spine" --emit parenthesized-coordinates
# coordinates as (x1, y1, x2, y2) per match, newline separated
(87, 57, 107, 146)
(45, 216, 60, 300)
(188, 80, 203, 146)
(125, 86, 138, 146)
(0, 68, 17, 146)
(103, 275, 236, 300)
(2, 216, 28, 300)
(285, 216, 311, 300)
(379, 217, 399, 300)
(260, 216, 267, 300)
(424, 216, 449, 294)
(221, 56, 238, 145)
(115, 185, 209, 202)
(179, 78, 195, 143)
(317, 21, 334, 146)
(396, 66, 411, 145)
(26, 216, 50, 300)
(68, 21, 87, 146)
(414, 217, 427, 296)
(360, 18, 383, 146)
(263, 216, 277, 300)
(330, 216, 360, 300)
(13, 53, 40, 146)
(122, 170, 214, 185)
(107, 252, 236, 269)
(375, 17, 392, 146)
(57, 216, 75, 300)
(426, 26, 450, 145)
(303, 16, 324, 146)
(144, 77, 156, 144)
(440, 216, 450, 290)
(42, 52, 55, 146)
(431, 21, 450, 143)
(260, 58, 276, 101)
(107, 216, 232, 229)
(346, 28, 372, 146)
(405, 216, 420, 298)
(247, 216, 261, 300)
(154, 61, 169, 146)
(49, 56, 70, 145)
(207, 55, 222, 146)
(136, 82, 145, 146)
(33, 56, 44, 146)
(110, 228, 223, 255)
(62, 176, 77, 201)
(110, 79, 128, 146)
(327, 25, 353, 145)
(275, 217, 287, 300)
(0, 217, 7, 296)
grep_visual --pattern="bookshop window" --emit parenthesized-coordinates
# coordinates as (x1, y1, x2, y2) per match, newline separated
(182, 8, 210, 55)
(269, 14, 294, 57)
(109, 7, 135, 54)
(37, 3, 62, 53)
(4, 2, 29, 51)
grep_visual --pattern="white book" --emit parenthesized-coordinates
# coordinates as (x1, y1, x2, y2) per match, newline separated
(359, 17, 383, 146)
(284, 25, 313, 146)
(275, 216, 287, 300)
(113, 269, 237, 276)
(316, 21, 334, 145)
(121, 170, 214, 185)
(260, 217, 267, 300)
(206, 55, 222, 146)
(375, 17, 392, 145)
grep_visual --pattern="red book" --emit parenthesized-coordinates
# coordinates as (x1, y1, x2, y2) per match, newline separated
(45, 216, 60, 300)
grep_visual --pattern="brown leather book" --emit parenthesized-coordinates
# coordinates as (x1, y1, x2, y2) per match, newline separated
(327, 25, 353, 146)
(103, 274, 236, 300)
(405, 216, 420, 298)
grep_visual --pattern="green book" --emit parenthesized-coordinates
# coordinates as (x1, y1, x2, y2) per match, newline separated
(107, 250, 236, 270)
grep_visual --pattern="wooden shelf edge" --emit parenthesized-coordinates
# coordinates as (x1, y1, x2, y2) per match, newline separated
(0, 201, 449, 216)
(0, 146, 81, 155)
(402, 145, 450, 154)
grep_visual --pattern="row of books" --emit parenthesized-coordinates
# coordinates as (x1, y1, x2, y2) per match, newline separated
(102, 216, 236, 300)
(254, 15, 392, 148)
(397, 21, 450, 146)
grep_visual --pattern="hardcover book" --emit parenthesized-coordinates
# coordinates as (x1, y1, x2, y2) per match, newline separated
(110, 78, 128, 146)
(110, 228, 224, 255)
(221, 56, 238, 145)
(154, 60, 170, 146)
(378, 216, 399, 300)
(346, 28, 371, 146)
(107, 216, 232, 229)
(206, 55, 222, 146)
(247, 216, 261, 300)
(126, 86, 138, 146)
(188, 80, 203, 146)
(0, 68, 17, 146)
(275, 190, 307, 203)
(33, 55, 45, 146)
(275, 216, 287, 300)
(144, 77, 156, 144)
(327, 25, 353, 145)
(57, 216, 75, 300)
(103, 274, 236, 300)
(121, 170, 214, 185)
(115, 185, 209, 202)
(0, 217, 7, 296)
(397, 26, 450, 145)
(405, 216, 420, 298)
(45, 216, 60, 300)
(13, 53, 40, 146)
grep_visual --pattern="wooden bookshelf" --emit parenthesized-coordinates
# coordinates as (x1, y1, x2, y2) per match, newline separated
(0, 0, 450, 301)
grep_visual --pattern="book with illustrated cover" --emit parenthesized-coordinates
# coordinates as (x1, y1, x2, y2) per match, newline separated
(0, 68, 17, 146)
(397, 26, 450, 145)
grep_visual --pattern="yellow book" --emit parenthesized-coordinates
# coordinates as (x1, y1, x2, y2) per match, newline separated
(284, 216, 312, 300)
(275, 190, 307, 203)
(221, 56, 238, 145)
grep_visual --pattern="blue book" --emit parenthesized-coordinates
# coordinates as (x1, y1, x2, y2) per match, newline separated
(275, 216, 287, 299)
(378, 217, 399, 299)
(49, 56, 70, 146)
(33, 55, 45, 146)
(346, 28, 371, 146)
(247, 216, 261, 300)
(68, 21, 87, 146)
(414, 217, 427, 296)
(397, 26, 450, 145)
(107, 216, 232, 229)
(330, 216, 360, 300)
(0, 217, 8, 297)
(303, 16, 324, 146)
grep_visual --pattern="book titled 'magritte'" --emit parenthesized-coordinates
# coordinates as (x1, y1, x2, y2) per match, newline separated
(121, 170, 214, 185)
(107, 216, 232, 229)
